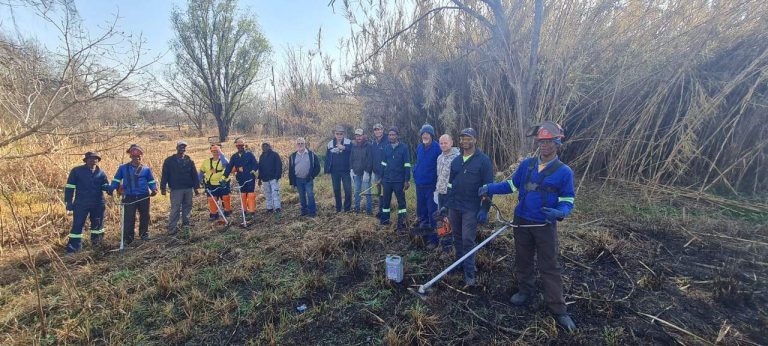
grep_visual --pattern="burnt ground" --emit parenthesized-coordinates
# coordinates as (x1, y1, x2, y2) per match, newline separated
(0, 181, 766, 345)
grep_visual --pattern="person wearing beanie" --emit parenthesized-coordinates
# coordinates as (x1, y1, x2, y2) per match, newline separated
(258, 142, 283, 218)
(110, 144, 158, 244)
(63, 151, 112, 253)
(379, 126, 411, 230)
(442, 128, 493, 287)
(325, 125, 353, 212)
(413, 124, 441, 247)
(160, 141, 200, 235)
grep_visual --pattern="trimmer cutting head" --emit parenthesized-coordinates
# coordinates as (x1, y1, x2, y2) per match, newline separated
(408, 285, 430, 301)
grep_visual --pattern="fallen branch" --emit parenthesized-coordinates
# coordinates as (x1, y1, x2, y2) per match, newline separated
(633, 310, 714, 345)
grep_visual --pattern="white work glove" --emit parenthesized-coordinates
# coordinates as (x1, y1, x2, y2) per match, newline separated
(350, 169, 355, 178)
(362, 172, 370, 183)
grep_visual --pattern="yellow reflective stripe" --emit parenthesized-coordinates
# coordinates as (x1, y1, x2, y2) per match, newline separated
(148, 180, 156, 184)
(558, 197, 575, 204)
(65, 184, 76, 189)
(447, 183, 452, 188)
(90, 229, 105, 234)
(382, 209, 391, 212)
(398, 209, 407, 214)
(506, 180, 516, 192)
(112, 179, 122, 183)
(404, 163, 412, 167)
(69, 233, 83, 239)
(381, 162, 388, 166)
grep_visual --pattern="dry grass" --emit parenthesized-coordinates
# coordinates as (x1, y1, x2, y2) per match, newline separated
(0, 132, 766, 345)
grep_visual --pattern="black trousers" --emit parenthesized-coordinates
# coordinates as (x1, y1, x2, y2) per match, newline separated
(123, 195, 150, 242)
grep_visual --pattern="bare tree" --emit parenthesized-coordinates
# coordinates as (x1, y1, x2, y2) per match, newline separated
(0, 0, 147, 158)
(157, 64, 208, 135)
(170, 0, 271, 142)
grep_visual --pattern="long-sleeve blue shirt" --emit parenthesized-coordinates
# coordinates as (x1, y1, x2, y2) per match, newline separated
(486, 156, 575, 223)
(65, 165, 110, 206)
(110, 163, 157, 197)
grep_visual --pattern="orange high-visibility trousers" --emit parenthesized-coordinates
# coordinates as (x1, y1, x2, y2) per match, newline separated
(208, 195, 232, 216)
(241, 192, 257, 213)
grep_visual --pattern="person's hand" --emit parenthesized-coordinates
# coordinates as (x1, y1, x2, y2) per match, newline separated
(404, 181, 410, 191)
(66, 202, 74, 211)
(194, 188, 200, 196)
(250, 170, 257, 177)
(478, 184, 489, 197)
(150, 190, 158, 197)
(161, 189, 167, 196)
(541, 207, 565, 222)
(476, 210, 488, 224)
(257, 180, 262, 187)
(336, 143, 345, 151)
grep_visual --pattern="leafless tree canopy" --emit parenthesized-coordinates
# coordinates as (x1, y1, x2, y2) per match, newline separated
(170, 0, 271, 142)
(0, 0, 146, 158)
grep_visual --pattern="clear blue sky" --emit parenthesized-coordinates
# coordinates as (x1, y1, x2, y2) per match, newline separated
(0, 0, 351, 76)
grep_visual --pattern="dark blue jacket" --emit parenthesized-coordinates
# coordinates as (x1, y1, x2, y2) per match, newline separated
(258, 150, 283, 181)
(65, 165, 110, 206)
(370, 136, 389, 176)
(446, 150, 494, 213)
(487, 157, 575, 223)
(324, 138, 352, 174)
(379, 142, 411, 183)
(225, 151, 259, 184)
(413, 140, 441, 186)
(110, 163, 158, 197)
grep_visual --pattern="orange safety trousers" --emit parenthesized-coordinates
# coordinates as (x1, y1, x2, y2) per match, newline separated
(208, 195, 232, 215)
(241, 192, 257, 213)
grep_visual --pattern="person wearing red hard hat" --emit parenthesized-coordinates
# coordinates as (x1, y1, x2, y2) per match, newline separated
(478, 121, 577, 332)
(109, 144, 158, 244)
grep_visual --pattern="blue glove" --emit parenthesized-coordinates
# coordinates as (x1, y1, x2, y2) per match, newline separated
(476, 210, 488, 224)
(541, 207, 565, 222)
(478, 184, 490, 197)
(66, 202, 74, 211)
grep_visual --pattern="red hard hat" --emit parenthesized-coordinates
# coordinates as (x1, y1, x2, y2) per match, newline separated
(528, 121, 565, 141)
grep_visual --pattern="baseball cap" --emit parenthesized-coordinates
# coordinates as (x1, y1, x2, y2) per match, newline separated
(459, 128, 477, 138)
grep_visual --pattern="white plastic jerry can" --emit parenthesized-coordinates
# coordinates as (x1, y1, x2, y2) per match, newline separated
(385, 254, 404, 283)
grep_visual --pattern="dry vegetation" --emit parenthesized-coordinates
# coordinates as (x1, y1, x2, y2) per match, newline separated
(1, 134, 766, 345)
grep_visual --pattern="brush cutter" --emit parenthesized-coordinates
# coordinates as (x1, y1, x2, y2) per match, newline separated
(111, 195, 152, 252)
(233, 179, 254, 227)
(205, 187, 229, 226)
(409, 203, 547, 300)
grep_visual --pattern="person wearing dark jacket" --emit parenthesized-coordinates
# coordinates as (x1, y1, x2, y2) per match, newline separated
(258, 142, 283, 218)
(370, 123, 389, 219)
(289, 137, 321, 217)
(413, 124, 441, 246)
(351, 129, 374, 214)
(379, 127, 411, 230)
(110, 144, 158, 244)
(161, 141, 199, 234)
(64, 151, 112, 253)
(478, 121, 577, 332)
(224, 138, 259, 219)
(444, 128, 493, 287)
(325, 125, 353, 212)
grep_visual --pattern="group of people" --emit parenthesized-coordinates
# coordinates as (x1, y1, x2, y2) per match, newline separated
(62, 120, 578, 331)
